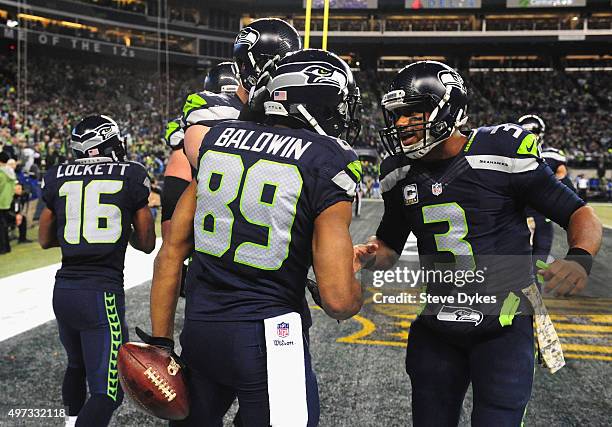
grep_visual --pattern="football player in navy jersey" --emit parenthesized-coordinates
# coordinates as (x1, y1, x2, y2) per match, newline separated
(142, 49, 363, 426)
(182, 18, 302, 170)
(162, 62, 241, 239)
(354, 61, 602, 426)
(517, 114, 577, 271)
(38, 115, 156, 427)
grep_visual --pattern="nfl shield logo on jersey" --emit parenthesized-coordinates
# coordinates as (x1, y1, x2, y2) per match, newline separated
(277, 322, 290, 338)
(432, 182, 443, 196)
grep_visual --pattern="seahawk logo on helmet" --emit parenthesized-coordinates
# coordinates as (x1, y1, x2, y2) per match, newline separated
(302, 64, 346, 87)
(71, 115, 127, 162)
(260, 49, 361, 143)
(438, 69, 464, 90)
(267, 62, 348, 92)
(235, 27, 260, 50)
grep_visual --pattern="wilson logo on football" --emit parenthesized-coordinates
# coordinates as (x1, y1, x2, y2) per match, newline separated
(167, 357, 180, 376)
(144, 367, 177, 402)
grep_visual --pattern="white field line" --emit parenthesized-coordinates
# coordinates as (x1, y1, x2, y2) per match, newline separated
(0, 239, 162, 342)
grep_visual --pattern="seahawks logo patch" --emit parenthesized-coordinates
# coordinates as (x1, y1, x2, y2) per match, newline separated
(437, 305, 483, 326)
(235, 27, 260, 50)
(437, 69, 464, 90)
(302, 64, 346, 88)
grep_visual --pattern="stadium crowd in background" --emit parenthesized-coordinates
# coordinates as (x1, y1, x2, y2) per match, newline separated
(0, 52, 611, 252)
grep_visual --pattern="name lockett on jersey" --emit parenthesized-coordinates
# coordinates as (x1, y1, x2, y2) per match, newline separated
(55, 162, 131, 178)
(213, 126, 313, 161)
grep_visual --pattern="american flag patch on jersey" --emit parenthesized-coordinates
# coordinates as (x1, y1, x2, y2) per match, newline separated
(273, 90, 287, 101)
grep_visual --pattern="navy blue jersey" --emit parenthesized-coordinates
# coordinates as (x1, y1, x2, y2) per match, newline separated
(185, 120, 360, 321)
(42, 160, 150, 292)
(525, 146, 574, 218)
(181, 91, 243, 129)
(376, 124, 584, 333)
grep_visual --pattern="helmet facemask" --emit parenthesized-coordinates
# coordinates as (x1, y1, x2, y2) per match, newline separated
(379, 86, 467, 159)
(344, 85, 362, 145)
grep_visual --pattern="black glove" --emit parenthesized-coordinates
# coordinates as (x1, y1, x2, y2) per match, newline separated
(135, 327, 187, 370)
(248, 54, 281, 113)
(306, 278, 322, 307)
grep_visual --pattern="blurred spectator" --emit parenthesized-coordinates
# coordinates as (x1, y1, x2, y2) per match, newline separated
(11, 182, 31, 243)
(576, 174, 589, 202)
(0, 151, 16, 253)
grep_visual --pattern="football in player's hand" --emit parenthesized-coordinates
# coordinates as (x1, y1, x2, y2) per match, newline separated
(118, 342, 189, 420)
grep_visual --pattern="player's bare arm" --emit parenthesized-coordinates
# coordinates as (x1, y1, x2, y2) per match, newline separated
(183, 125, 211, 169)
(150, 180, 196, 338)
(353, 236, 400, 272)
(540, 205, 602, 296)
(313, 201, 363, 320)
(130, 205, 156, 254)
(38, 207, 59, 249)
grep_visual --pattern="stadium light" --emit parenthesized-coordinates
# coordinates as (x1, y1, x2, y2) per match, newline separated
(7, 19, 18, 28)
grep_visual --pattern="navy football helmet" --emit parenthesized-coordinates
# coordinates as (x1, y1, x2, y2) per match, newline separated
(517, 114, 546, 140)
(70, 115, 126, 161)
(233, 18, 302, 90)
(203, 62, 240, 95)
(379, 61, 468, 159)
(261, 49, 361, 142)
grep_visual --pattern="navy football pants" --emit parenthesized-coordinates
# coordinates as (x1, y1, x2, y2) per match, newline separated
(171, 319, 320, 427)
(406, 316, 534, 427)
(53, 287, 127, 425)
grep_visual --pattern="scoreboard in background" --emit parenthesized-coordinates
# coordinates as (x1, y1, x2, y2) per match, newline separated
(406, 0, 481, 8)
(506, 0, 586, 6)
(304, 0, 378, 8)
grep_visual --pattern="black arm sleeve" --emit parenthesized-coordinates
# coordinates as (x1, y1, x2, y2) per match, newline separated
(376, 186, 410, 255)
(513, 162, 585, 229)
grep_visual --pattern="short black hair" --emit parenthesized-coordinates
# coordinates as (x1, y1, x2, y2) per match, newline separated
(0, 151, 10, 163)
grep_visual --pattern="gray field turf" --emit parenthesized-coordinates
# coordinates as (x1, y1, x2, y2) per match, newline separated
(1, 200, 610, 426)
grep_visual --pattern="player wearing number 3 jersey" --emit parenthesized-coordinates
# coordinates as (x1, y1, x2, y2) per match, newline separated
(38, 115, 156, 427)
(148, 49, 363, 426)
(354, 61, 602, 426)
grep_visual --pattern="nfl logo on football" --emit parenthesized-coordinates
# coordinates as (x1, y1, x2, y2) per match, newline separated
(277, 322, 290, 338)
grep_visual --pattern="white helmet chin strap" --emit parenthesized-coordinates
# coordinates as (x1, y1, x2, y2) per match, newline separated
(296, 104, 327, 136)
(263, 101, 328, 136)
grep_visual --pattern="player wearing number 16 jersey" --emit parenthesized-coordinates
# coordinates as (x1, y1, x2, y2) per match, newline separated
(354, 61, 602, 426)
(38, 115, 156, 427)
(148, 49, 363, 426)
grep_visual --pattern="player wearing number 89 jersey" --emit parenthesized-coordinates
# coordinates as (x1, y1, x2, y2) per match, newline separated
(149, 50, 363, 426)
(355, 61, 601, 426)
(39, 115, 156, 427)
